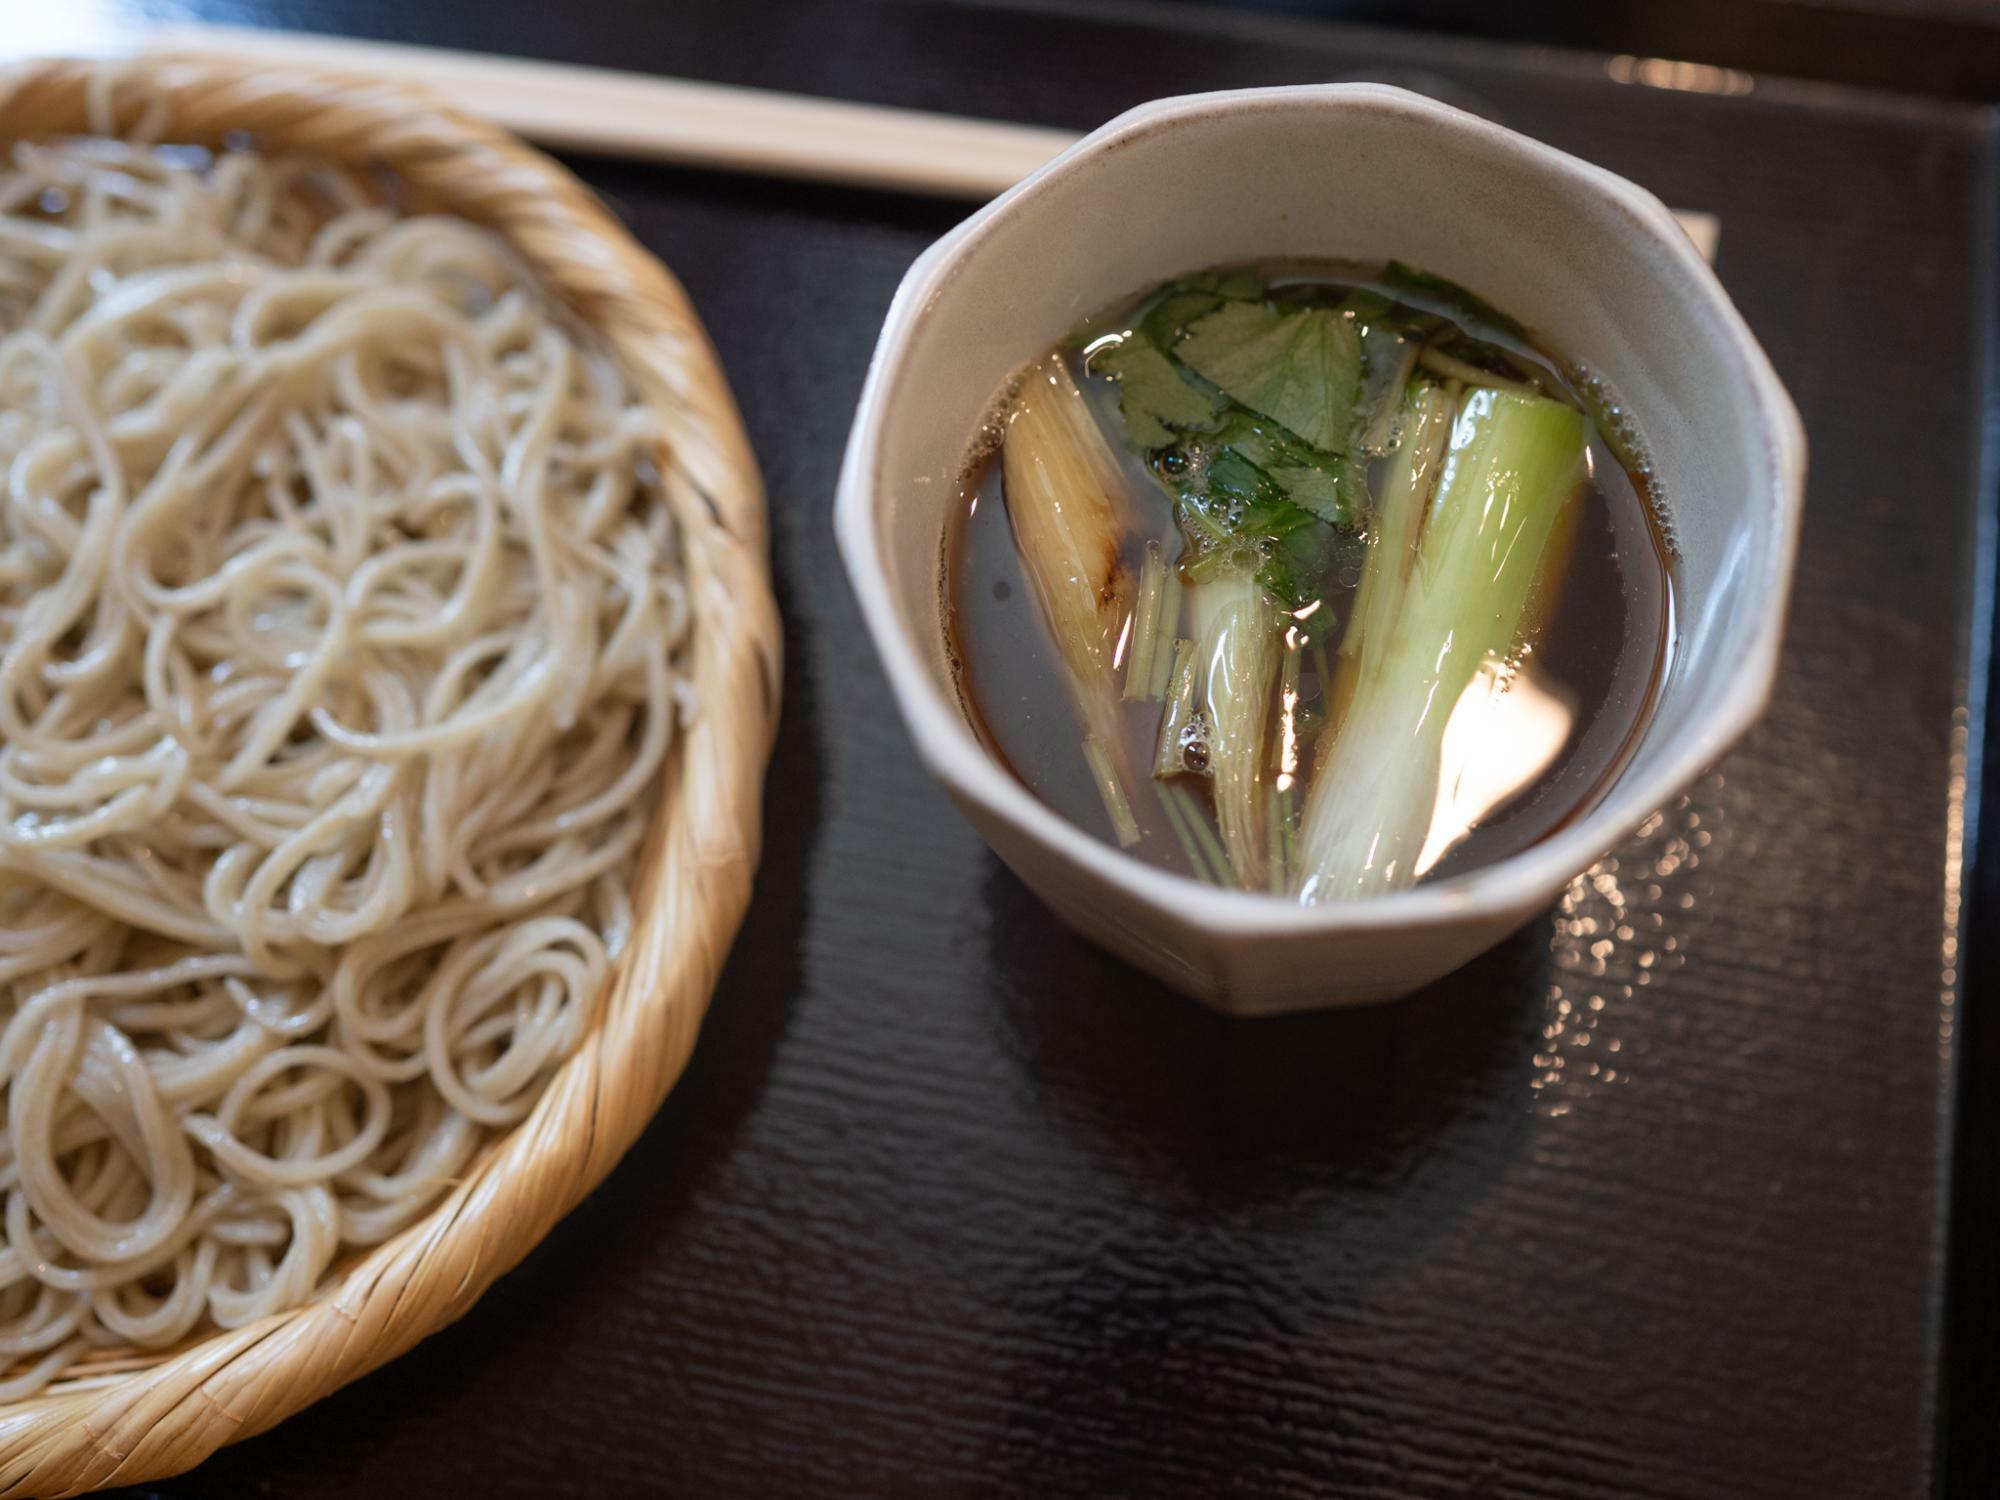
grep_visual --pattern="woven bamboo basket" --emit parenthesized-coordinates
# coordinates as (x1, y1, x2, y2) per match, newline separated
(0, 55, 780, 1496)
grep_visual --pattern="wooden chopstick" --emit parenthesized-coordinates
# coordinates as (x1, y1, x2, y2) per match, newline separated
(139, 23, 1719, 261)
(141, 23, 1075, 200)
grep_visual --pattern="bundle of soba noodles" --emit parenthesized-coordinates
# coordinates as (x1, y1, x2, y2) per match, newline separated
(0, 90, 689, 1396)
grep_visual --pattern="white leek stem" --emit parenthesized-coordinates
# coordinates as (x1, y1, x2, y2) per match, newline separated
(1296, 388, 1587, 902)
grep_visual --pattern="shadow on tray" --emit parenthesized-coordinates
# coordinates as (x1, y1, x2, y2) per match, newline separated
(982, 852, 1543, 1234)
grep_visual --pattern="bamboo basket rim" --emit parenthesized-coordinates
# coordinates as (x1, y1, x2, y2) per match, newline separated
(0, 55, 780, 1497)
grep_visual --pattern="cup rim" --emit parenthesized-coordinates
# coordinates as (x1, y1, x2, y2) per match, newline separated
(835, 81, 1806, 938)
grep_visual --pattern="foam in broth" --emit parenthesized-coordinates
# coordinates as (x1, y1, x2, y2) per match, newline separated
(946, 262, 1676, 902)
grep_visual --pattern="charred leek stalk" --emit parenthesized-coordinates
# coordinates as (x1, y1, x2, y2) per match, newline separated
(1295, 388, 1588, 902)
(1001, 353, 1142, 844)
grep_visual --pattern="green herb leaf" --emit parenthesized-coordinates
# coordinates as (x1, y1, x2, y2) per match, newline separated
(1201, 448, 1316, 538)
(1068, 268, 1269, 351)
(1339, 288, 1395, 324)
(1215, 410, 1361, 530)
(1140, 290, 1223, 349)
(1092, 336, 1222, 450)
(1097, 270, 1376, 618)
(1209, 267, 1268, 300)
(1261, 460, 1348, 526)
(1176, 302, 1361, 452)
(1160, 430, 1356, 610)
(1123, 268, 1268, 352)
(1380, 261, 1530, 343)
(1260, 522, 1366, 625)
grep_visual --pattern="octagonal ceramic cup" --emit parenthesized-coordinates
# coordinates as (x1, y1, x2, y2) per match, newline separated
(835, 83, 1804, 1016)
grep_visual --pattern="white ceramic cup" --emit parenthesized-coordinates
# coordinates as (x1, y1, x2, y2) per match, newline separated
(836, 84, 1804, 1016)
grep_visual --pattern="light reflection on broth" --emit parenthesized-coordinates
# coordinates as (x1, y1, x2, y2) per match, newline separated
(1416, 660, 1574, 878)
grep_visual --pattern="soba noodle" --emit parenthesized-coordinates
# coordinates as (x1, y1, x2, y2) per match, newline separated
(0, 88, 688, 1394)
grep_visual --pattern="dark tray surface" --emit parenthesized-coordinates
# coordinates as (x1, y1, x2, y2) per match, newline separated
(69, 1, 1994, 1496)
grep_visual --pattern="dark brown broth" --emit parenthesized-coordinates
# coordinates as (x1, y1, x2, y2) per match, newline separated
(946, 266, 1676, 890)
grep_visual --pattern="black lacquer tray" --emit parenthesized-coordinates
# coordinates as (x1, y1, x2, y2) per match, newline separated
(100, 1, 1999, 1495)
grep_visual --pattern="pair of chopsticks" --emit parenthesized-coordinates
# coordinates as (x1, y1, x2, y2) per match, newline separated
(137, 23, 1718, 263)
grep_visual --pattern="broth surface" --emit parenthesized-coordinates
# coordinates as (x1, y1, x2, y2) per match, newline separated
(947, 264, 1676, 891)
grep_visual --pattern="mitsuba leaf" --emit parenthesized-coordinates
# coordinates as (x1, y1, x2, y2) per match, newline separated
(1092, 336, 1222, 450)
(1084, 268, 1379, 620)
(1218, 412, 1359, 530)
(1380, 261, 1531, 343)
(1261, 522, 1367, 627)
(1338, 288, 1395, 324)
(1133, 266, 1267, 351)
(1176, 301, 1361, 452)
(1161, 435, 1356, 612)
